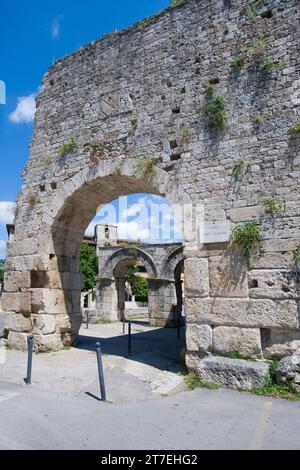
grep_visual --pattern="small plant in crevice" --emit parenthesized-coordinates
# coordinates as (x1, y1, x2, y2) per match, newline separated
(231, 221, 263, 267)
(231, 160, 252, 183)
(27, 194, 38, 206)
(134, 157, 158, 181)
(59, 137, 78, 157)
(262, 196, 285, 217)
(131, 118, 138, 131)
(288, 246, 300, 283)
(199, 85, 227, 133)
(251, 114, 264, 126)
(232, 161, 245, 181)
(171, 0, 184, 6)
(231, 54, 247, 69)
(289, 121, 300, 136)
(181, 124, 192, 145)
(259, 56, 280, 71)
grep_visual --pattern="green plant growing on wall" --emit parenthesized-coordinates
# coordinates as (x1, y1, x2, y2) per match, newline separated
(289, 121, 300, 136)
(232, 161, 245, 181)
(199, 85, 227, 132)
(251, 114, 264, 126)
(171, 0, 183, 6)
(259, 56, 280, 71)
(131, 118, 138, 130)
(231, 221, 262, 266)
(27, 195, 38, 206)
(250, 35, 265, 56)
(90, 140, 102, 154)
(181, 124, 192, 144)
(59, 137, 78, 156)
(288, 246, 300, 283)
(231, 54, 247, 69)
(134, 157, 157, 181)
(262, 196, 285, 217)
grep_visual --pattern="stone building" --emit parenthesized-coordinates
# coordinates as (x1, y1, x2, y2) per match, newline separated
(1, 0, 300, 385)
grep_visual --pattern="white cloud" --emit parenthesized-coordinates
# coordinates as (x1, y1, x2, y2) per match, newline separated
(51, 16, 63, 39)
(0, 201, 16, 225)
(9, 94, 36, 124)
(118, 221, 149, 241)
(0, 240, 7, 259)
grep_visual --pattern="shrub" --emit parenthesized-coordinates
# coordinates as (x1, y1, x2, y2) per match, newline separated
(232, 161, 245, 181)
(134, 157, 157, 180)
(231, 221, 262, 266)
(59, 137, 78, 156)
(259, 56, 280, 71)
(251, 114, 264, 126)
(289, 121, 300, 136)
(262, 197, 285, 217)
(171, 0, 183, 6)
(231, 55, 247, 69)
(199, 86, 227, 132)
(27, 195, 38, 206)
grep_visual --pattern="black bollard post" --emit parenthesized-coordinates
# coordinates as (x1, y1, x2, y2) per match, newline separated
(96, 342, 106, 401)
(128, 321, 132, 356)
(122, 315, 126, 335)
(86, 311, 89, 329)
(25, 335, 34, 385)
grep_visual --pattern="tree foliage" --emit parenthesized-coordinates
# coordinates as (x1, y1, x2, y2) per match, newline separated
(125, 265, 148, 302)
(79, 244, 98, 291)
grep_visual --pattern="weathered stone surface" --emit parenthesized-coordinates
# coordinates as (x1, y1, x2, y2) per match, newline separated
(4, 271, 31, 292)
(186, 298, 299, 329)
(186, 324, 212, 353)
(32, 314, 56, 335)
(262, 329, 300, 359)
(33, 333, 63, 352)
(185, 258, 209, 298)
(7, 331, 28, 350)
(263, 341, 300, 360)
(248, 270, 295, 300)
(187, 355, 269, 391)
(212, 326, 262, 358)
(209, 255, 248, 298)
(4, 313, 32, 333)
(1, 293, 31, 314)
(276, 351, 300, 392)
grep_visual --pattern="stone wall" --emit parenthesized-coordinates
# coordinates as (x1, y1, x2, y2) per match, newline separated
(1, 0, 299, 368)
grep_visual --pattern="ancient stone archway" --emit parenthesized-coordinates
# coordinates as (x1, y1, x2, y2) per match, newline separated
(96, 245, 158, 323)
(3, 160, 193, 350)
(2, 0, 300, 385)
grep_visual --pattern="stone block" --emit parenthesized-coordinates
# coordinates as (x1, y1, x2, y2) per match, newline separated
(209, 254, 248, 298)
(186, 354, 269, 390)
(1, 292, 31, 314)
(262, 328, 300, 359)
(186, 324, 212, 352)
(4, 271, 31, 292)
(7, 331, 28, 350)
(184, 258, 209, 297)
(4, 312, 32, 332)
(276, 352, 300, 392)
(185, 298, 299, 329)
(32, 314, 57, 335)
(248, 270, 295, 300)
(33, 333, 63, 352)
(212, 326, 262, 358)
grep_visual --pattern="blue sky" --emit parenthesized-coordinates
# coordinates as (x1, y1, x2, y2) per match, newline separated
(0, 0, 182, 258)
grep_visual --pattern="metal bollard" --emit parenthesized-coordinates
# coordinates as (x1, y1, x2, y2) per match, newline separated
(96, 342, 106, 401)
(122, 315, 126, 335)
(128, 321, 132, 356)
(86, 311, 89, 329)
(25, 335, 34, 385)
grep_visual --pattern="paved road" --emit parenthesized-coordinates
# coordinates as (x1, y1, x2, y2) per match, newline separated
(0, 380, 299, 450)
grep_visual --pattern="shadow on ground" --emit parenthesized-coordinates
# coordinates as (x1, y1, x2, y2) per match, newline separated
(75, 320, 186, 373)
